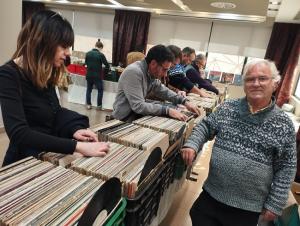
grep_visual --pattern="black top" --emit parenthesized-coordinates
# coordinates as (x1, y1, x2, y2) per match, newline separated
(0, 60, 89, 165)
(185, 63, 219, 95)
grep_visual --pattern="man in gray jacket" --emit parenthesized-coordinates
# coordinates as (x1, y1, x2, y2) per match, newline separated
(112, 45, 200, 122)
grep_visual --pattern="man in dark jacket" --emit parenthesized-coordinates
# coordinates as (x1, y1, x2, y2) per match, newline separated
(185, 54, 219, 94)
(85, 39, 110, 110)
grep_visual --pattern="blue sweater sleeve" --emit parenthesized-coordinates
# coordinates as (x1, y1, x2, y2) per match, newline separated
(183, 106, 220, 152)
(263, 126, 297, 215)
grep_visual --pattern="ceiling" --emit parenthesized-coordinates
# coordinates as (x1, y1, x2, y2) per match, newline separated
(30, 0, 300, 24)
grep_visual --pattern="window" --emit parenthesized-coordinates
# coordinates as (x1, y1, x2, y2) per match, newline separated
(293, 56, 300, 99)
(294, 74, 300, 99)
(206, 52, 245, 74)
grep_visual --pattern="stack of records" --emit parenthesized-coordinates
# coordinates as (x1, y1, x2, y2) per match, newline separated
(211, 83, 227, 103)
(69, 142, 148, 197)
(40, 141, 159, 198)
(133, 116, 186, 142)
(0, 157, 104, 226)
(90, 119, 125, 133)
(187, 93, 216, 114)
(39, 152, 78, 168)
(92, 120, 169, 155)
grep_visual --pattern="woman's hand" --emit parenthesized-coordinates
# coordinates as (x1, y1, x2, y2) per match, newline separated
(177, 90, 186, 97)
(73, 129, 98, 142)
(75, 142, 110, 157)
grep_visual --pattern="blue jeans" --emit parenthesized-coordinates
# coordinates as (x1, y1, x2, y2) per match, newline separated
(86, 79, 103, 107)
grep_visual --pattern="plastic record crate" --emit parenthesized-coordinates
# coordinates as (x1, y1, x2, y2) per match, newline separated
(104, 198, 127, 226)
(125, 163, 166, 226)
(174, 152, 186, 180)
(161, 148, 179, 195)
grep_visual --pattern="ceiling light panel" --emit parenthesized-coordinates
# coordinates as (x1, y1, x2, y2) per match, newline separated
(269, 1, 281, 5)
(171, 0, 192, 12)
(107, 0, 123, 6)
(64, 0, 112, 4)
(184, 0, 268, 16)
(116, 0, 181, 11)
(210, 2, 236, 9)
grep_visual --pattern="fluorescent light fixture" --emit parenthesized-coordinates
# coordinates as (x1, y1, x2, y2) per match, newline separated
(171, 0, 191, 12)
(55, 0, 69, 3)
(40, 0, 265, 23)
(107, 0, 123, 6)
(211, 2, 236, 9)
(155, 10, 266, 23)
(269, 1, 281, 5)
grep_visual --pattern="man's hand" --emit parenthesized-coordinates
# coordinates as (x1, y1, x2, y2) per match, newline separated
(261, 209, 277, 222)
(177, 90, 186, 97)
(73, 129, 98, 142)
(168, 108, 188, 121)
(185, 101, 201, 116)
(181, 147, 197, 166)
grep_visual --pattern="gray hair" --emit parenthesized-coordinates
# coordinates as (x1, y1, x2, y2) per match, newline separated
(243, 59, 281, 83)
(195, 54, 206, 62)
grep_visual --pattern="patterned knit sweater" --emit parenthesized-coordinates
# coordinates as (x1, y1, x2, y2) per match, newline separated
(184, 97, 297, 215)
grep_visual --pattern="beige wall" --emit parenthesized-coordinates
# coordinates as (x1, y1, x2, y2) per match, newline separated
(0, 0, 21, 128)
(0, 0, 22, 65)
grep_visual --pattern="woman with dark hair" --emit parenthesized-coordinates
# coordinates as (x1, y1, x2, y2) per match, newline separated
(0, 10, 109, 166)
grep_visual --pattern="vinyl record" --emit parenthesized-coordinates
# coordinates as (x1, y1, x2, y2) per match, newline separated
(77, 177, 121, 226)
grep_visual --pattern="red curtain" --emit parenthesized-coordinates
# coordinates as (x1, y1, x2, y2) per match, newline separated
(22, 1, 45, 26)
(112, 10, 150, 66)
(265, 22, 300, 107)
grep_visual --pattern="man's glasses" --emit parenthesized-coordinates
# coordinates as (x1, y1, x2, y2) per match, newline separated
(158, 64, 169, 73)
(244, 76, 272, 84)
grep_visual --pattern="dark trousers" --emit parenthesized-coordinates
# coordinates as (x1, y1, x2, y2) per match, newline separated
(190, 190, 260, 226)
(86, 79, 103, 107)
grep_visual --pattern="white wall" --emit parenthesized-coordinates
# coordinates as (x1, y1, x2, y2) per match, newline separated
(148, 17, 211, 51)
(51, 8, 114, 62)
(0, 0, 22, 129)
(148, 17, 272, 58)
(51, 7, 272, 61)
(0, 0, 22, 65)
(209, 22, 272, 58)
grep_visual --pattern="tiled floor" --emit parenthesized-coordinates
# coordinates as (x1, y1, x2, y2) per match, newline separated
(0, 89, 211, 226)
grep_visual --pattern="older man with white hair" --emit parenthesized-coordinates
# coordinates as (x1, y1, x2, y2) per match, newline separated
(181, 59, 297, 226)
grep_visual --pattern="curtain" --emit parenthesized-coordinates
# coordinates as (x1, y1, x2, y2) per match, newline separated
(22, 1, 45, 26)
(265, 22, 300, 107)
(112, 10, 150, 66)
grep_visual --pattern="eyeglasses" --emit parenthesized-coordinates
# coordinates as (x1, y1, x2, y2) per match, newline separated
(244, 76, 273, 84)
(158, 64, 170, 73)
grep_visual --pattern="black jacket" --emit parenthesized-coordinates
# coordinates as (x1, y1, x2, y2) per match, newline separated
(0, 60, 89, 165)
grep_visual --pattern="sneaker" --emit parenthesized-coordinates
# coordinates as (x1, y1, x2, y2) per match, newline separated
(96, 105, 103, 111)
(86, 105, 92, 110)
